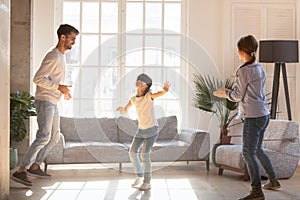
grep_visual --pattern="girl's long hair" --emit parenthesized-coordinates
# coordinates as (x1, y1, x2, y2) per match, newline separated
(236, 35, 258, 73)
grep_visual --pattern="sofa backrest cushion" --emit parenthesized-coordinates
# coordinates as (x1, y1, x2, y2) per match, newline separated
(117, 116, 138, 143)
(117, 115, 178, 143)
(60, 117, 118, 142)
(157, 116, 178, 140)
(60, 117, 80, 141)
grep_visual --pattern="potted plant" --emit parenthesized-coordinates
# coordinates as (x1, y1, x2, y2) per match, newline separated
(10, 91, 36, 169)
(193, 74, 239, 144)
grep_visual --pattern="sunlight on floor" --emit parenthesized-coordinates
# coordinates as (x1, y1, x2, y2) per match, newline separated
(25, 190, 33, 197)
(47, 162, 182, 172)
(47, 163, 115, 170)
(32, 178, 198, 200)
(10, 164, 300, 200)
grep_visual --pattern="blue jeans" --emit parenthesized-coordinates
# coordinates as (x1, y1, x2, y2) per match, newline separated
(129, 126, 159, 183)
(242, 115, 276, 188)
(21, 100, 60, 168)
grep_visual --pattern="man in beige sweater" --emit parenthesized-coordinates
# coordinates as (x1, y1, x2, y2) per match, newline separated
(12, 24, 79, 187)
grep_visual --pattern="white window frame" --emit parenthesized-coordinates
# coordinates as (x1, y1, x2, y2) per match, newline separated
(55, 0, 188, 125)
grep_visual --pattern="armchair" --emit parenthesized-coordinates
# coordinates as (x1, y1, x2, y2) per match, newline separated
(213, 119, 300, 180)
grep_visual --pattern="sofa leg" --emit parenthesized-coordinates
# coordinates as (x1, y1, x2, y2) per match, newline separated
(243, 174, 249, 181)
(44, 163, 48, 173)
(187, 161, 189, 165)
(206, 159, 210, 171)
(218, 168, 224, 175)
(243, 168, 250, 181)
(119, 163, 122, 172)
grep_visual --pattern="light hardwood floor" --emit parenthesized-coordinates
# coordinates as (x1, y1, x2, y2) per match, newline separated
(9, 162, 300, 200)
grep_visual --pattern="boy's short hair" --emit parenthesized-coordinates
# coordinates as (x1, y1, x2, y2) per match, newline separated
(57, 24, 79, 39)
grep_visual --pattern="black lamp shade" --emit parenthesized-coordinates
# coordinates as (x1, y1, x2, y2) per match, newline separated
(259, 40, 299, 63)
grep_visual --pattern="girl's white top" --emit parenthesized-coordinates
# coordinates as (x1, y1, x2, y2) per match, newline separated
(130, 92, 158, 129)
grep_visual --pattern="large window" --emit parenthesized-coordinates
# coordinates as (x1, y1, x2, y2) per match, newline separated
(58, 0, 185, 121)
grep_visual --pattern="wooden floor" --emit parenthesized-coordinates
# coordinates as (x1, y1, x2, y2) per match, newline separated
(9, 162, 300, 200)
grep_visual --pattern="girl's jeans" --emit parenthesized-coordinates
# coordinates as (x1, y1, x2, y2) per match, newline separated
(129, 126, 159, 183)
(242, 115, 276, 188)
(21, 100, 60, 168)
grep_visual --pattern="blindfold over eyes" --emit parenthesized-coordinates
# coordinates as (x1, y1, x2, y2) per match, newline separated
(137, 73, 152, 85)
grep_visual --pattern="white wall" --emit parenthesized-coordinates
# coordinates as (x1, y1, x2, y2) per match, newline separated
(187, 0, 225, 145)
(32, 0, 56, 87)
(188, 0, 224, 71)
(0, 0, 10, 198)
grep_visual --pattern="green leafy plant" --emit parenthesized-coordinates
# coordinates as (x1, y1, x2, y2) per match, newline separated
(10, 91, 36, 144)
(193, 74, 239, 143)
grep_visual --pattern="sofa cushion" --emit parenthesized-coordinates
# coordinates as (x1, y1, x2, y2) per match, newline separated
(60, 117, 80, 141)
(64, 141, 129, 163)
(151, 140, 190, 161)
(117, 116, 178, 143)
(60, 117, 118, 142)
(97, 118, 119, 142)
(117, 116, 138, 143)
(215, 144, 245, 170)
(157, 116, 178, 140)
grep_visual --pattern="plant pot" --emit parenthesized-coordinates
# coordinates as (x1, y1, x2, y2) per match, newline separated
(221, 135, 232, 144)
(10, 148, 18, 169)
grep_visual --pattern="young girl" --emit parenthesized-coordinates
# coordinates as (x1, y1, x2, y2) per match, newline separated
(213, 35, 280, 200)
(117, 73, 170, 191)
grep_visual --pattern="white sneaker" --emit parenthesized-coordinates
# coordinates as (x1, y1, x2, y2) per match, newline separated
(131, 177, 144, 188)
(139, 182, 151, 191)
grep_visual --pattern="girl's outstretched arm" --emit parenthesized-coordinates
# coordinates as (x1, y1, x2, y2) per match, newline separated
(116, 100, 132, 114)
(150, 81, 170, 99)
(213, 88, 229, 99)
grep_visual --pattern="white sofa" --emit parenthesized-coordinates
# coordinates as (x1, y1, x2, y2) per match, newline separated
(214, 119, 300, 180)
(44, 116, 210, 172)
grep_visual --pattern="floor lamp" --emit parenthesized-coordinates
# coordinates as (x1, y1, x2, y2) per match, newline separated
(259, 40, 298, 120)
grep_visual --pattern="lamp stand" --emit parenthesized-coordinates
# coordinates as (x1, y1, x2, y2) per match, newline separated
(270, 62, 292, 120)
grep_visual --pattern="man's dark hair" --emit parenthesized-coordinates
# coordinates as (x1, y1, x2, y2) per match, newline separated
(57, 24, 79, 39)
